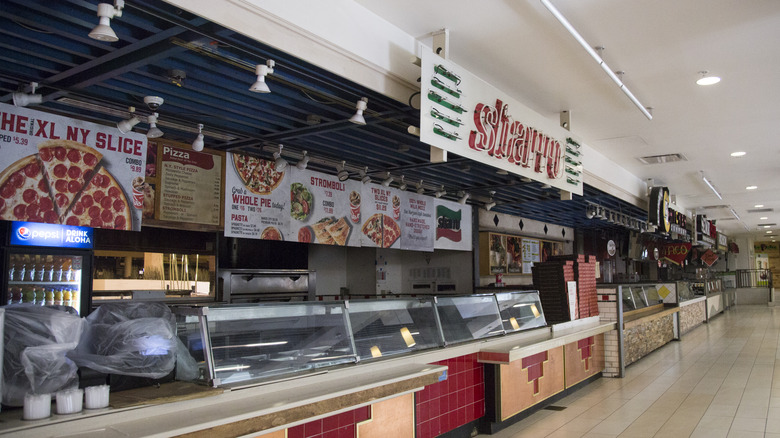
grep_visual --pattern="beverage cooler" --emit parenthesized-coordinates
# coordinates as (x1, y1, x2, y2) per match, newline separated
(2, 221, 93, 315)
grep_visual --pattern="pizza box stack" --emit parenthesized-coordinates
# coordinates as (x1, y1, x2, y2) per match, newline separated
(531, 259, 576, 323)
(544, 254, 600, 319)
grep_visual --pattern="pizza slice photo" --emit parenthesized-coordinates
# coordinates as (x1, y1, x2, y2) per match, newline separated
(361, 213, 384, 247)
(62, 167, 131, 230)
(38, 139, 102, 217)
(0, 155, 58, 223)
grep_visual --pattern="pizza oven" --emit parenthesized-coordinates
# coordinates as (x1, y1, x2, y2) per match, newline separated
(218, 269, 316, 303)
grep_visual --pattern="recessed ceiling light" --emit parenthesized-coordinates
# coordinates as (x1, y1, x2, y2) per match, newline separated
(746, 186, 758, 190)
(767, 230, 773, 234)
(696, 71, 721, 86)
(755, 204, 765, 208)
(761, 217, 769, 220)
(730, 151, 746, 157)
(764, 226, 772, 228)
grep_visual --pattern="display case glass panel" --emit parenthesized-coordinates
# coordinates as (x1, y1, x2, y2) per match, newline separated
(434, 295, 504, 344)
(495, 291, 547, 332)
(644, 286, 662, 305)
(348, 299, 441, 361)
(678, 281, 696, 301)
(175, 302, 356, 386)
(629, 287, 647, 310)
(622, 287, 637, 310)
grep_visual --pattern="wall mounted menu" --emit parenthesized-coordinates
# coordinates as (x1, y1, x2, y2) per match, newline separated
(224, 152, 289, 240)
(289, 169, 360, 246)
(521, 238, 540, 274)
(360, 184, 402, 248)
(159, 144, 221, 225)
(479, 232, 563, 275)
(400, 192, 435, 251)
(0, 103, 146, 231)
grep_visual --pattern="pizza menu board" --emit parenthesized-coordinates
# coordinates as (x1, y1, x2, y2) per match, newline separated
(224, 152, 289, 240)
(433, 198, 472, 251)
(0, 103, 146, 231)
(400, 192, 435, 251)
(159, 144, 221, 225)
(360, 184, 403, 248)
(289, 169, 360, 246)
(521, 238, 540, 274)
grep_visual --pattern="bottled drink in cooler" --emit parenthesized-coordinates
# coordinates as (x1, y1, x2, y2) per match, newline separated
(45, 288, 55, 306)
(22, 286, 36, 304)
(11, 287, 23, 304)
(54, 288, 64, 306)
(63, 288, 72, 307)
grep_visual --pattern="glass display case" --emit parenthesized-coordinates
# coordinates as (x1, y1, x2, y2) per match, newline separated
(495, 291, 547, 332)
(435, 295, 505, 344)
(348, 299, 441, 361)
(175, 302, 356, 387)
(677, 281, 696, 301)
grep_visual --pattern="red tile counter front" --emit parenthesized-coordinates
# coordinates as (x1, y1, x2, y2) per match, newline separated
(415, 353, 485, 438)
(288, 406, 371, 438)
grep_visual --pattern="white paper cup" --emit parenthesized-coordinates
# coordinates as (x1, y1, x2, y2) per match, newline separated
(56, 388, 83, 414)
(84, 385, 110, 409)
(23, 393, 52, 420)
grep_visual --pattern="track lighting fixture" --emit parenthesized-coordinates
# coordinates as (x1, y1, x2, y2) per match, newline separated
(274, 145, 288, 172)
(435, 185, 446, 198)
(485, 191, 496, 211)
(191, 124, 204, 151)
(594, 206, 604, 219)
(458, 192, 470, 205)
(337, 161, 350, 182)
(360, 166, 371, 184)
(116, 107, 140, 134)
(381, 172, 393, 187)
(145, 112, 163, 139)
(416, 180, 425, 195)
(12, 82, 42, 107)
(585, 205, 595, 219)
(249, 60, 275, 93)
(398, 176, 407, 191)
(89, 0, 124, 42)
(296, 150, 309, 170)
(349, 97, 368, 125)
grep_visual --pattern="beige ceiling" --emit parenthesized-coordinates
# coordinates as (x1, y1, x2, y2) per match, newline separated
(356, 0, 780, 240)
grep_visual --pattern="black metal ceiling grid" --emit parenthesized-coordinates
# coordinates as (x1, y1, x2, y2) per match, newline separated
(0, 0, 648, 232)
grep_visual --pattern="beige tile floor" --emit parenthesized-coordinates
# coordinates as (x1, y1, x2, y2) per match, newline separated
(479, 305, 780, 438)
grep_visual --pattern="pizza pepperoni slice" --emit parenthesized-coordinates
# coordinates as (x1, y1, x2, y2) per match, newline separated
(63, 168, 131, 230)
(0, 155, 58, 224)
(232, 153, 262, 185)
(38, 140, 102, 217)
(381, 215, 401, 248)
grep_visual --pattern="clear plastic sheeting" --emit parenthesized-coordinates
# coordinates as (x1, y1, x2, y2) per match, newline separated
(2, 305, 84, 407)
(69, 303, 176, 379)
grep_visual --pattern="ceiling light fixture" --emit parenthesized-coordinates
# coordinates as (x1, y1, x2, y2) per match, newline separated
(337, 161, 350, 182)
(296, 150, 309, 170)
(12, 82, 42, 107)
(755, 204, 765, 208)
(273, 144, 288, 172)
(381, 172, 393, 187)
(730, 151, 746, 157)
(485, 191, 496, 211)
(249, 60, 275, 93)
(767, 231, 773, 234)
(88, 0, 124, 42)
(435, 185, 446, 198)
(696, 71, 721, 86)
(458, 191, 470, 205)
(700, 171, 723, 200)
(116, 107, 140, 134)
(540, 0, 652, 120)
(145, 112, 163, 139)
(594, 206, 604, 219)
(360, 167, 371, 185)
(730, 208, 740, 221)
(746, 185, 758, 190)
(398, 176, 407, 191)
(585, 205, 596, 219)
(761, 217, 769, 220)
(416, 180, 425, 195)
(349, 97, 368, 125)
(191, 124, 204, 151)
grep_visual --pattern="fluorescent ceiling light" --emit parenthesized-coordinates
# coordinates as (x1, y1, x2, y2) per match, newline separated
(761, 217, 768, 220)
(700, 171, 722, 200)
(540, 0, 652, 120)
(755, 204, 765, 208)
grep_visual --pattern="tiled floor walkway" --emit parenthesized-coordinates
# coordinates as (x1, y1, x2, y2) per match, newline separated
(480, 305, 780, 438)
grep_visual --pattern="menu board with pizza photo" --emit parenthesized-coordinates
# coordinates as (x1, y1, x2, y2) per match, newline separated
(399, 192, 435, 252)
(0, 103, 146, 231)
(289, 169, 360, 246)
(359, 184, 402, 248)
(224, 152, 289, 240)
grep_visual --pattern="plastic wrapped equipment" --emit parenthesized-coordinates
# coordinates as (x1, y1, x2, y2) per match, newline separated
(69, 302, 177, 379)
(2, 305, 84, 407)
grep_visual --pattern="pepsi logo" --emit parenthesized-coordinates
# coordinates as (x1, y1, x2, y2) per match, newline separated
(16, 226, 31, 240)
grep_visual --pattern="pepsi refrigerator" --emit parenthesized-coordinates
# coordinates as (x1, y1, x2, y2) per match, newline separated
(2, 221, 93, 315)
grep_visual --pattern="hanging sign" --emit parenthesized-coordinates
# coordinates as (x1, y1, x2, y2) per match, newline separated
(433, 198, 472, 251)
(289, 169, 360, 246)
(700, 249, 719, 267)
(420, 51, 583, 195)
(648, 186, 670, 233)
(0, 103, 146, 231)
(696, 215, 716, 246)
(661, 242, 691, 266)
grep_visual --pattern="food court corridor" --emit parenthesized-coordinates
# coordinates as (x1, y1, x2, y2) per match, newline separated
(480, 305, 780, 438)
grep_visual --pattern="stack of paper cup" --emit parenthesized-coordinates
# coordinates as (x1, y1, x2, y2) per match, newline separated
(23, 393, 51, 420)
(55, 388, 83, 414)
(84, 385, 110, 409)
